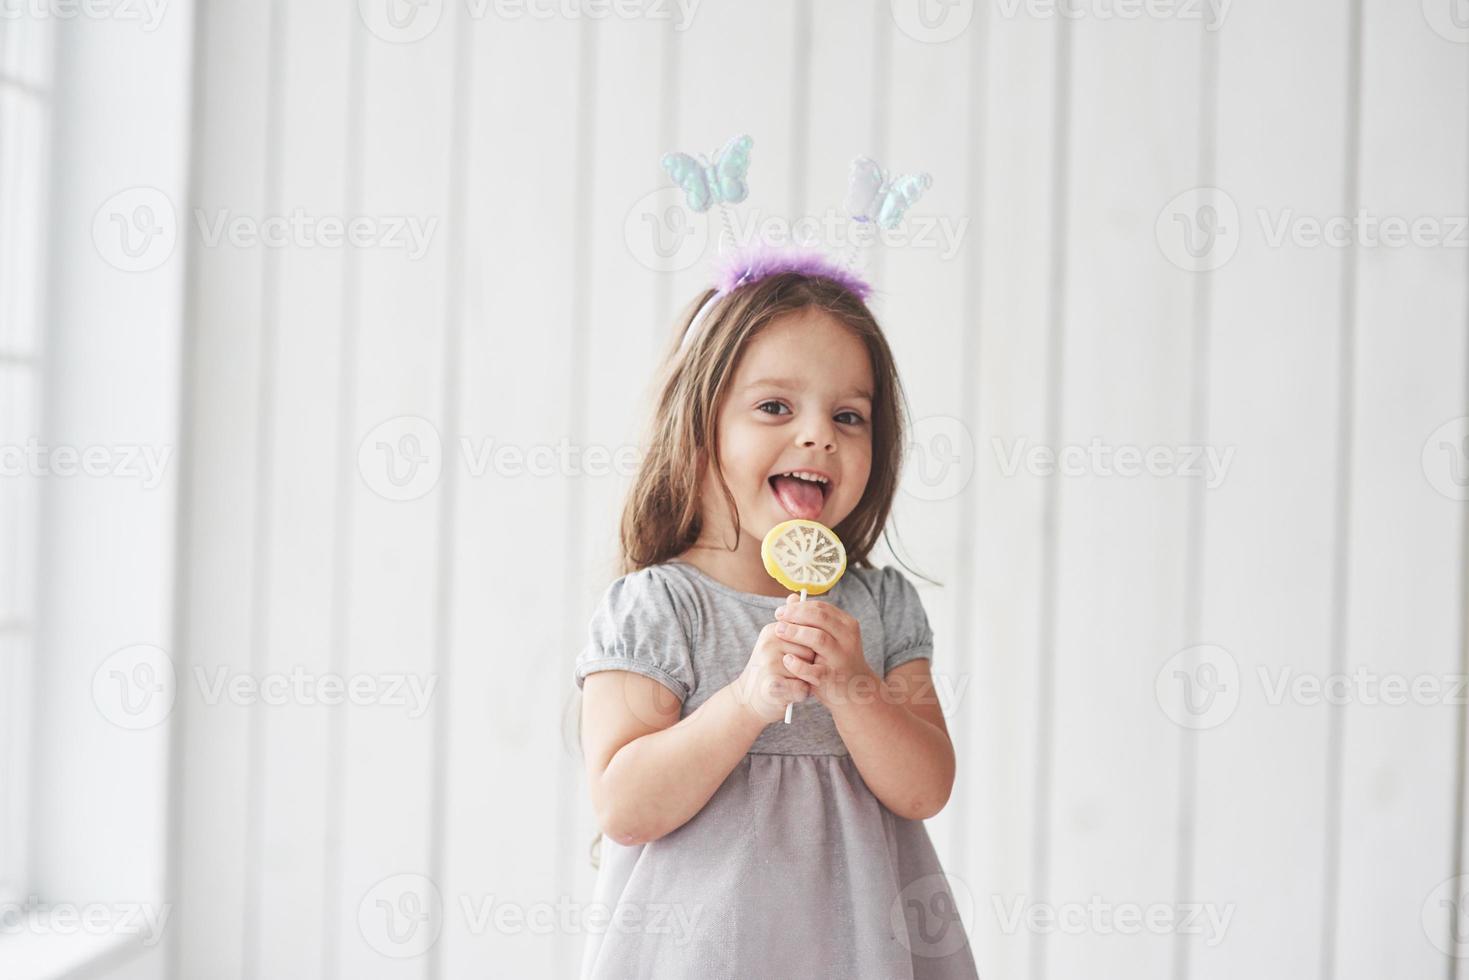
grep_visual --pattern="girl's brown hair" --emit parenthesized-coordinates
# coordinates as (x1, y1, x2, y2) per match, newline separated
(618, 271, 913, 575)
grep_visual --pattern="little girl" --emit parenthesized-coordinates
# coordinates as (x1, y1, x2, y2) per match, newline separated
(573, 245, 980, 978)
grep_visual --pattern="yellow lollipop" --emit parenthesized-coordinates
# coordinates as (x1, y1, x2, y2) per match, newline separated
(761, 519, 847, 723)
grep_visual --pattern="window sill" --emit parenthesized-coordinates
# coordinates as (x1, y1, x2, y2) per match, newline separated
(0, 915, 147, 980)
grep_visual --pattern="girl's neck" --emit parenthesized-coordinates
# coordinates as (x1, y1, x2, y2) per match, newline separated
(674, 536, 790, 598)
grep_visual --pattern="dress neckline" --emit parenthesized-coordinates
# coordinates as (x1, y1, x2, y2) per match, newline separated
(664, 559, 821, 608)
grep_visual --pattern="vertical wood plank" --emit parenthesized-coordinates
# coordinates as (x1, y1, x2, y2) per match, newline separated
(962, 6, 1061, 978)
(440, 8, 590, 976)
(564, 11, 674, 973)
(1044, 11, 1202, 979)
(251, 0, 354, 976)
(875, 0, 985, 910)
(332, 6, 456, 977)
(172, 1, 271, 973)
(1184, 3, 1350, 977)
(1334, 1, 1468, 976)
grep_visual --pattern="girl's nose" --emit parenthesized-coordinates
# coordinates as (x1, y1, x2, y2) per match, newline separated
(798, 429, 835, 452)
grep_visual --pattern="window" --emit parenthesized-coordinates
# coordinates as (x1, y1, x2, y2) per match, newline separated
(0, 15, 53, 909)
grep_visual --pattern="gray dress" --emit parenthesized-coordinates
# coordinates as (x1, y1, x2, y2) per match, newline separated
(573, 559, 981, 979)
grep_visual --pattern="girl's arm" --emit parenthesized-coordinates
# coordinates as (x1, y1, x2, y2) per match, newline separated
(774, 598, 956, 820)
(581, 671, 768, 846)
(828, 659, 956, 821)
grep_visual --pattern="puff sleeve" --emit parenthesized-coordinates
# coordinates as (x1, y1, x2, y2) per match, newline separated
(879, 565, 935, 677)
(574, 567, 696, 703)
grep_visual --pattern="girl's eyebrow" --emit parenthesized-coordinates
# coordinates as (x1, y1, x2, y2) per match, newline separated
(743, 376, 873, 401)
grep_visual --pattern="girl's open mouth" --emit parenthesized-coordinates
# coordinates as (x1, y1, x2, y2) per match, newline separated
(768, 473, 830, 521)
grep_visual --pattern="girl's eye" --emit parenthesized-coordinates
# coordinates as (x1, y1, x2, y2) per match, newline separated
(758, 401, 866, 425)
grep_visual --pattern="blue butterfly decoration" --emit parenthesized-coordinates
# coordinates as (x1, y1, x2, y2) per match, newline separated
(661, 134, 753, 213)
(845, 156, 932, 230)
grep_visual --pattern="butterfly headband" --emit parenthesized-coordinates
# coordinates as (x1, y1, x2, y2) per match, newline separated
(659, 133, 932, 352)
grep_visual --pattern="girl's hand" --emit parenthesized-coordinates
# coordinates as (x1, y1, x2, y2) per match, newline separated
(733, 621, 815, 725)
(773, 595, 876, 710)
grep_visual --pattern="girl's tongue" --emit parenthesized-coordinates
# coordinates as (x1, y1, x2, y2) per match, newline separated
(770, 474, 825, 520)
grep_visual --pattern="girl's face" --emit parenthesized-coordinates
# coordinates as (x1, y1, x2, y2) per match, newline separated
(703, 306, 875, 545)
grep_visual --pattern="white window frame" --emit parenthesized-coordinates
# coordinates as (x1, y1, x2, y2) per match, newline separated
(0, 13, 54, 914)
(0, 8, 194, 979)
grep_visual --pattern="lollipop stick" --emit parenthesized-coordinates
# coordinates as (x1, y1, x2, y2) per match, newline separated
(783, 587, 809, 724)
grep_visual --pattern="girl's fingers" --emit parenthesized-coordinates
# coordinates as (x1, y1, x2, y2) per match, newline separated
(780, 638, 816, 662)
(777, 622, 829, 656)
(775, 676, 808, 700)
(783, 653, 821, 685)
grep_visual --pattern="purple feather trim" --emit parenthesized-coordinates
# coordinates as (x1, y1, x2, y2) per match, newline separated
(711, 242, 872, 302)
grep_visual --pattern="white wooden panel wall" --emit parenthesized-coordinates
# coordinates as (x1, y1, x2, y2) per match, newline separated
(1335, 2, 1466, 977)
(447, 8, 585, 979)
(172, 0, 272, 974)
(965, 4, 1057, 978)
(254, 3, 353, 975)
(157, 1, 1466, 978)
(1045, 10, 1199, 978)
(1190, 3, 1348, 979)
